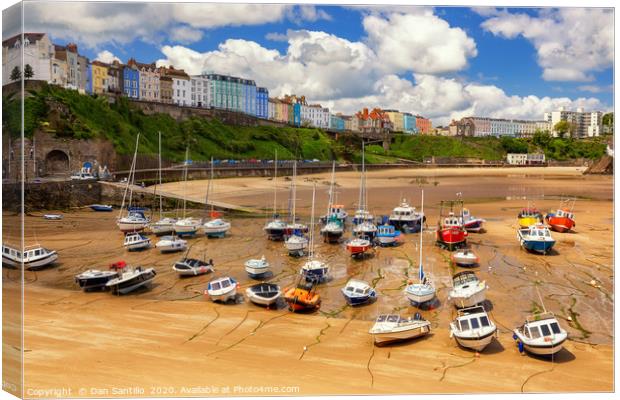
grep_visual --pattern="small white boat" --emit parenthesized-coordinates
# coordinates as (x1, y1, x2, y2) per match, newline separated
(451, 249, 479, 267)
(123, 232, 151, 251)
(285, 234, 308, 255)
(155, 236, 187, 253)
(352, 221, 378, 239)
(513, 312, 568, 356)
(117, 211, 150, 233)
(203, 218, 231, 238)
(264, 218, 287, 240)
(151, 217, 177, 235)
(450, 306, 497, 351)
(174, 218, 201, 236)
(245, 256, 271, 279)
(75, 261, 125, 291)
(448, 271, 487, 308)
(173, 258, 214, 276)
(517, 224, 556, 254)
(106, 265, 156, 294)
(460, 208, 485, 232)
(404, 281, 436, 305)
(43, 214, 63, 220)
(320, 218, 344, 243)
(246, 282, 281, 307)
(2, 244, 58, 270)
(205, 276, 238, 303)
(369, 314, 431, 345)
(300, 259, 329, 282)
(341, 279, 376, 306)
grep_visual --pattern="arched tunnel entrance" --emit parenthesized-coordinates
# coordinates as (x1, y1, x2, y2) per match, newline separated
(44, 150, 70, 176)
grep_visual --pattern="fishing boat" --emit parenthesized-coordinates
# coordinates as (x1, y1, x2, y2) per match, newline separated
(513, 312, 568, 356)
(205, 276, 238, 303)
(545, 198, 576, 233)
(369, 313, 431, 345)
(283, 279, 321, 312)
(346, 236, 372, 257)
(173, 257, 214, 277)
(448, 271, 487, 308)
(436, 200, 468, 250)
(518, 207, 543, 228)
(203, 157, 231, 238)
(2, 244, 58, 270)
(341, 279, 376, 306)
(150, 131, 176, 236)
(74, 261, 124, 291)
(460, 209, 485, 233)
(174, 148, 201, 236)
(246, 283, 282, 307)
(389, 198, 424, 233)
(123, 232, 151, 251)
(117, 134, 150, 233)
(319, 161, 344, 243)
(155, 235, 187, 253)
(352, 209, 375, 225)
(451, 249, 479, 267)
(244, 256, 271, 279)
(90, 204, 113, 212)
(352, 142, 377, 239)
(404, 191, 436, 305)
(376, 223, 401, 246)
(450, 306, 497, 351)
(43, 214, 63, 220)
(106, 265, 156, 295)
(517, 224, 556, 254)
(300, 186, 330, 282)
(264, 151, 287, 240)
(320, 204, 348, 224)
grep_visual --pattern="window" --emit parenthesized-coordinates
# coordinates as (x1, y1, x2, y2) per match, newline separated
(540, 324, 551, 337)
(470, 318, 480, 329)
(550, 322, 561, 334)
(528, 326, 541, 339)
(480, 316, 490, 327)
(459, 320, 470, 331)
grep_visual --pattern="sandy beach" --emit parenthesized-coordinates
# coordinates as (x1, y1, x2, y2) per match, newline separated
(2, 167, 613, 396)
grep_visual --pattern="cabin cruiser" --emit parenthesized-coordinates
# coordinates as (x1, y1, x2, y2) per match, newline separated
(264, 217, 287, 240)
(389, 199, 424, 233)
(376, 224, 400, 246)
(173, 258, 214, 276)
(517, 224, 556, 254)
(320, 204, 348, 224)
(123, 232, 151, 251)
(2, 244, 58, 270)
(244, 256, 270, 279)
(369, 313, 431, 345)
(448, 271, 487, 308)
(300, 259, 329, 282)
(106, 265, 156, 294)
(173, 218, 201, 236)
(205, 276, 238, 303)
(203, 218, 231, 238)
(513, 312, 568, 356)
(460, 209, 485, 233)
(155, 235, 187, 253)
(450, 306, 497, 351)
(75, 260, 125, 291)
(341, 279, 376, 306)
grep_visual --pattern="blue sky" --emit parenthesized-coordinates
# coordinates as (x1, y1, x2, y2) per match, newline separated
(4, 3, 613, 124)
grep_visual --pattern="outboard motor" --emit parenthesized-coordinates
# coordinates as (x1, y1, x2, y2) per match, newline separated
(414, 312, 423, 321)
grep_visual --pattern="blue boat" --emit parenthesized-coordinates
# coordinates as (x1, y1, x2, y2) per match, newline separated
(90, 204, 113, 212)
(341, 279, 376, 306)
(517, 224, 556, 254)
(376, 223, 401, 246)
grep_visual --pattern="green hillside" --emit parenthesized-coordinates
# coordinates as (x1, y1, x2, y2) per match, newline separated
(2, 83, 607, 163)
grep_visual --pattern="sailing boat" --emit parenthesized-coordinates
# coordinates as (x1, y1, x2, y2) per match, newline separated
(263, 150, 287, 240)
(284, 161, 309, 256)
(173, 147, 201, 236)
(300, 185, 330, 282)
(117, 133, 150, 233)
(320, 160, 344, 243)
(202, 157, 231, 238)
(404, 190, 436, 305)
(352, 141, 377, 239)
(151, 131, 177, 235)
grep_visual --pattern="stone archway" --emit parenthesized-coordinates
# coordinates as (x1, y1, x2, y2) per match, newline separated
(45, 150, 70, 175)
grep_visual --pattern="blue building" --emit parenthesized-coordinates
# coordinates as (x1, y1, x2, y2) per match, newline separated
(123, 60, 140, 99)
(293, 103, 302, 127)
(329, 114, 345, 131)
(242, 79, 257, 116)
(85, 63, 93, 94)
(403, 112, 418, 134)
(256, 87, 269, 119)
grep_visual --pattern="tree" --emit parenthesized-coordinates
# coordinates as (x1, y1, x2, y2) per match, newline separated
(532, 129, 552, 148)
(9, 66, 21, 82)
(602, 112, 614, 135)
(24, 64, 34, 80)
(553, 120, 574, 139)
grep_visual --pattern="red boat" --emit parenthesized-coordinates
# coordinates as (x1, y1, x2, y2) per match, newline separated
(346, 237, 372, 256)
(546, 207, 575, 233)
(436, 201, 468, 250)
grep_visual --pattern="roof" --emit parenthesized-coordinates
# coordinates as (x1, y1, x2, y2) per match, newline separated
(91, 60, 109, 68)
(3, 32, 46, 48)
(162, 66, 190, 79)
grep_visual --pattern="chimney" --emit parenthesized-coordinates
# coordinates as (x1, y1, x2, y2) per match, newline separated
(66, 43, 78, 53)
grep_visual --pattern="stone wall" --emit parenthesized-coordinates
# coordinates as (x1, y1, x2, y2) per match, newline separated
(3, 180, 101, 212)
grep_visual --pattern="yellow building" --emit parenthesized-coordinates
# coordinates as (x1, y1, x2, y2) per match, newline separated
(384, 110, 404, 132)
(91, 61, 108, 94)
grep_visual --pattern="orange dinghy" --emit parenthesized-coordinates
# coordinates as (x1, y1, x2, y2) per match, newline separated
(283, 280, 321, 312)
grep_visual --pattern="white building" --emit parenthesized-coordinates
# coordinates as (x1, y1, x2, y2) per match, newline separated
(455, 117, 550, 137)
(301, 104, 330, 128)
(543, 107, 603, 138)
(506, 153, 528, 165)
(2, 33, 54, 85)
(190, 75, 211, 108)
(268, 98, 276, 120)
(162, 67, 191, 107)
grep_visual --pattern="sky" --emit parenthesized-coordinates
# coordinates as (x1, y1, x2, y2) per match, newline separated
(3, 2, 614, 125)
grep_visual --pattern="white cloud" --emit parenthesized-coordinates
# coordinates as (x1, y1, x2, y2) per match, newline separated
(169, 26, 203, 45)
(95, 50, 121, 64)
(170, 4, 291, 29)
(577, 84, 613, 94)
(481, 8, 613, 82)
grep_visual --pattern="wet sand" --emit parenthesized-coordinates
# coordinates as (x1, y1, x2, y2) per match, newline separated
(3, 167, 614, 395)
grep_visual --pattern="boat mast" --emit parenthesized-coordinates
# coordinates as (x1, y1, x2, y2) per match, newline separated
(419, 190, 424, 283)
(357, 141, 365, 213)
(309, 184, 316, 259)
(272, 150, 278, 218)
(157, 131, 162, 220)
(291, 161, 297, 225)
(182, 147, 189, 219)
(206, 156, 214, 217)
(327, 160, 335, 218)
(118, 132, 140, 219)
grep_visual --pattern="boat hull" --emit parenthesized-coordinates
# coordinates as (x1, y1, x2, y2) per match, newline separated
(372, 325, 430, 345)
(546, 216, 574, 233)
(405, 284, 436, 305)
(389, 219, 422, 233)
(156, 243, 186, 253)
(436, 228, 467, 250)
(3, 252, 58, 270)
(520, 239, 555, 253)
(523, 338, 566, 355)
(518, 216, 540, 228)
(75, 274, 116, 291)
(346, 243, 371, 255)
(108, 271, 156, 295)
(342, 293, 375, 306)
(117, 221, 148, 233)
(90, 205, 113, 212)
(151, 223, 175, 235)
(377, 235, 399, 246)
(450, 287, 487, 308)
(207, 288, 237, 303)
(454, 330, 495, 352)
(463, 219, 484, 232)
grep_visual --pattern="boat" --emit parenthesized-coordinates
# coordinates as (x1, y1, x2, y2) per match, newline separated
(244, 256, 271, 279)
(352, 209, 375, 225)
(155, 235, 187, 253)
(389, 198, 424, 233)
(246, 283, 282, 307)
(352, 142, 377, 239)
(451, 249, 479, 267)
(518, 207, 543, 228)
(404, 191, 437, 305)
(346, 236, 372, 257)
(106, 265, 156, 295)
(320, 204, 348, 224)
(90, 204, 113, 212)
(43, 214, 63, 220)
(376, 223, 401, 246)
(436, 200, 468, 250)
(74, 261, 124, 291)
(123, 232, 151, 251)
(174, 147, 201, 236)
(352, 221, 378, 239)
(205, 276, 238, 303)
(285, 233, 309, 256)
(545, 198, 576, 233)
(448, 271, 487, 308)
(369, 313, 431, 345)
(319, 162, 344, 243)
(450, 306, 497, 351)
(173, 257, 214, 276)
(299, 185, 330, 282)
(517, 224, 556, 254)
(203, 157, 231, 238)
(264, 151, 287, 240)
(283, 279, 321, 312)
(284, 162, 308, 256)
(341, 279, 376, 306)
(460, 208, 485, 232)
(117, 134, 150, 233)
(2, 243, 58, 270)
(513, 311, 568, 356)
(150, 131, 176, 236)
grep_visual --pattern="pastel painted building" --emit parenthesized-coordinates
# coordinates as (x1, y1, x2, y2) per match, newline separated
(90, 61, 108, 94)
(416, 116, 432, 134)
(207, 73, 242, 111)
(2, 33, 54, 85)
(256, 87, 269, 119)
(159, 75, 173, 104)
(243, 79, 257, 115)
(77, 54, 89, 93)
(268, 98, 276, 120)
(123, 60, 140, 99)
(106, 60, 123, 93)
(300, 104, 329, 128)
(190, 74, 211, 107)
(384, 110, 404, 132)
(329, 114, 345, 131)
(162, 66, 191, 106)
(51, 54, 68, 86)
(273, 99, 290, 123)
(136, 61, 160, 102)
(403, 112, 418, 134)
